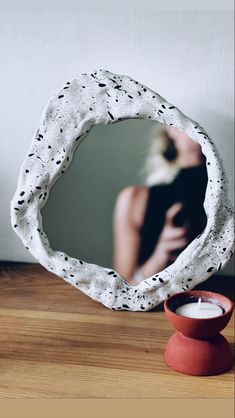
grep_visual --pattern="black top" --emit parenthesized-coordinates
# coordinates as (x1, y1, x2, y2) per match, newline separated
(137, 164, 208, 266)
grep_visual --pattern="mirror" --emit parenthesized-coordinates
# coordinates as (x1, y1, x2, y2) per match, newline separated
(11, 69, 233, 311)
(42, 119, 208, 286)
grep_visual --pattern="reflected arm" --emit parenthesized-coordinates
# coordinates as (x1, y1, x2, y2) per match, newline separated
(113, 189, 189, 285)
(113, 186, 143, 284)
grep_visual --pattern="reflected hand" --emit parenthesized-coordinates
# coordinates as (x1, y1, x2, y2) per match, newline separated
(153, 202, 190, 266)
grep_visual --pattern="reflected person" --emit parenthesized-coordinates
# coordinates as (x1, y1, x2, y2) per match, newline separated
(113, 127, 208, 285)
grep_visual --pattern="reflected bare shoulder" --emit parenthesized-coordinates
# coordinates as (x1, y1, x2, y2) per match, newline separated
(114, 185, 149, 229)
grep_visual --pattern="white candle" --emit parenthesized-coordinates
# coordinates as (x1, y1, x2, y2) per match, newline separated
(175, 299, 223, 318)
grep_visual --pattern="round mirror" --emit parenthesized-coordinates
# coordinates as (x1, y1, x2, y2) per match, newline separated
(11, 69, 234, 311)
(42, 120, 208, 286)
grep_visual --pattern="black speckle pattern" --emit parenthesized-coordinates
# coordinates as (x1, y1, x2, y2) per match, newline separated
(10, 69, 234, 312)
(108, 111, 114, 120)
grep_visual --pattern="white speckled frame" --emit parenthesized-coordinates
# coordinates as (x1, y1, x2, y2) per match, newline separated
(11, 69, 234, 311)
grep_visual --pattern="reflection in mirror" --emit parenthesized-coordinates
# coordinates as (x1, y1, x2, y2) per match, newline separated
(42, 120, 208, 286)
(113, 125, 208, 285)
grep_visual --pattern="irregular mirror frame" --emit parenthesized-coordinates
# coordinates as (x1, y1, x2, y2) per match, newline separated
(11, 69, 234, 311)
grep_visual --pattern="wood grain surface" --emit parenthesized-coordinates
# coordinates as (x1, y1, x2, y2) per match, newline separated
(0, 262, 234, 398)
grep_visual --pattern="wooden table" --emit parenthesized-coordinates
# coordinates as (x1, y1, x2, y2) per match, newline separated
(0, 263, 234, 398)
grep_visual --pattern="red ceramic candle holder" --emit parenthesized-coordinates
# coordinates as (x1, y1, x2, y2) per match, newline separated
(164, 290, 234, 376)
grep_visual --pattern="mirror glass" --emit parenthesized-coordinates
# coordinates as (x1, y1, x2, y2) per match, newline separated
(42, 120, 208, 285)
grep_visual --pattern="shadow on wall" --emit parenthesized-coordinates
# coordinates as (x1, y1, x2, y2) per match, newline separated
(192, 108, 234, 276)
(42, 119, 156, 269)
(195, 107, 234, 203)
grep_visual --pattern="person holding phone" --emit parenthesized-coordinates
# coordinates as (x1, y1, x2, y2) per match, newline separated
(113, 126, 208, 285)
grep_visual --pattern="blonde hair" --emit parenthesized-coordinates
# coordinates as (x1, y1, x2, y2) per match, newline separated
(142, 125, 180, 186)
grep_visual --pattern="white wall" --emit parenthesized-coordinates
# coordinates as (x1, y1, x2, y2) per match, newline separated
(0, 8, 234, 274)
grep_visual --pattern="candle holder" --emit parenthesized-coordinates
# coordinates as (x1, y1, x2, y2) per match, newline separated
(164, 290, 234, 376)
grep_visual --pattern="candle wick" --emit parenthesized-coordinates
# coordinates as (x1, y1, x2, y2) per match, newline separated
(198, 298, 202, 310)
